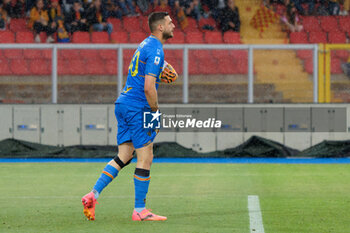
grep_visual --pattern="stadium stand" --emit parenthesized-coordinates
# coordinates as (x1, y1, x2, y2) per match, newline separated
(0, 0, 349, 104)
(71, 32, 90, 43)
(16, 31, 34, 43)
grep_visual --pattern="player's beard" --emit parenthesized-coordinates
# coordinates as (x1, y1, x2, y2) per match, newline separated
(162, 30, 173, 40)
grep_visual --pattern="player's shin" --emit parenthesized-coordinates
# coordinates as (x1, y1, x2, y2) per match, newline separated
(92, 156, 131, 199)
(133, 168, 151, 213)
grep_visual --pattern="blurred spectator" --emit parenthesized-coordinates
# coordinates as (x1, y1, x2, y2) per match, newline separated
(1, 0, 13, 17)
(82, 0, 94, 9)
(328, 0, 340, 15)
(136, 0, 150, 13)
(219, 0, 240, 32)
(205, 0, 226, 20)
(281, 1, 303, 31)
(64, 0, 89, 33)
(48, 0, 64, 29)
(316, 0, 329, 15)
(341, 56, 350, 78)
(62, 0, 75, 13)
(339, 0, 349, 15)
(104, 0, 122, 18)
(117, 0, 137, 16)
(49, 0, 69, 42)
(27, 0, 38, 11)
(28, 0, 56, 43)
(57, 19, 70, 41)
(184, 0, 202, 20)
(174, 0, 188, 29)
(12, 0, 28, 18)
(290, 0, 315, 15)
(0, 4, 9, 30)
(86, 0, 113, 35)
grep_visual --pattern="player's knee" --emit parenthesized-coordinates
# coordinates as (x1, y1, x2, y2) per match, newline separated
(137, 157, 153, 169)
(113, 155, 132, 169)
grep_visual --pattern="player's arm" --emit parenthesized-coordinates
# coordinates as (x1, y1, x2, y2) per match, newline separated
(144, 75, 158, 112)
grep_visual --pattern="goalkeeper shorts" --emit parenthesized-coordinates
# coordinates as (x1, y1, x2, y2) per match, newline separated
(114, 103, 158, 149)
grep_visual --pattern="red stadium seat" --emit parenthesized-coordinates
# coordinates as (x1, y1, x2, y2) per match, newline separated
(99, 49, 117, 60)
(72, 32, 90, 43)
(334, 50, 349, 61)
(4, 49, 23, 59)
(0, 59, 12, 75)
(304, 58, 313, 74)
(59, 49, 81, 59)
(319, 16, 340, 32)
(217, 58, 238, 74)
(123, 49, 134, 61)
(308, 31, 327, 43)
(236, 59, 248, 74)
(231, 50, 248, 60)
(58, 59, 69, 75)
(168, 31, 185, 44)
(111, 31, 128, 43)
(0, 31, 15, 43)
(91, 32, 109, 43)
(10, 59, 30, 75)
(183, 17, 198, 32)
(68, 59, 86, 75)
(140, 17, 150, 33)
(223, 32, 240, 44)
(171, 49, 183, 59)
(185, 31, 204, 43)
(23, 49, 42, 59)
(16, 32, 34, 43)
(108, 18, 123, 32)
(331, 58, 343, 74)
(29, 59, 51, 75)
(301, 16, 321, 32)
(297, 50, 312, 60)
(338, 16, 350, 32)
(129, 31, 146, 43)
(197, 57, 218, 74)
(204, 31, 223, 43)
(198, 18, 217, 30)
(289, 32, 308, 44)
(212, 50, 230, 60)
(80, 49, 100, 60)
(9, 19, 28, 31)
(188, 60, 199, 75)
(42, 49, 52, 59)
(164, 49, 173, 58)
(123, 17, 141, 32)
(123, 49, 134, 75)
(85, 59, 106, 75)
(39, 32, 47, 43)
(328, 32, 346, 43)
(105, 59, 118, 75)
(190, 50, 211, 59)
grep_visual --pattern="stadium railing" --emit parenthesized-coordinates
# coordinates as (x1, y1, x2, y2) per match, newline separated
(0, 43, 319, 104)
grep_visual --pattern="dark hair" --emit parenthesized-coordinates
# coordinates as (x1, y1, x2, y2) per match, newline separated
(148, 12, 169, 33)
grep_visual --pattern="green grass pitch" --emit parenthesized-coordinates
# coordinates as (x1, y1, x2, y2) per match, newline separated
(0, 162, 350, 233)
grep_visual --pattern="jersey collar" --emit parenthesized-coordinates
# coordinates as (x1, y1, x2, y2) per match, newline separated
(150, 34, 163, 46)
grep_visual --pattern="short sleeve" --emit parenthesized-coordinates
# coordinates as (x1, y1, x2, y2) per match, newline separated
(144, 47, 164, 78)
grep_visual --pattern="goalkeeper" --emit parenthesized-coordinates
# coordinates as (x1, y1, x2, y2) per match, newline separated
(82, 12, 176, 221)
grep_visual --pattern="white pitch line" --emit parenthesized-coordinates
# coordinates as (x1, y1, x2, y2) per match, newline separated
(248, 195, 265, 233)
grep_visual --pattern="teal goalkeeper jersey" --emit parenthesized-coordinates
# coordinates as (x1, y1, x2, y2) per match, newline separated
(116, 35, 164, 108)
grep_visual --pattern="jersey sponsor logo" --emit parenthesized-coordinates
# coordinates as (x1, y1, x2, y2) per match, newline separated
(154, 56, 160, 65)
